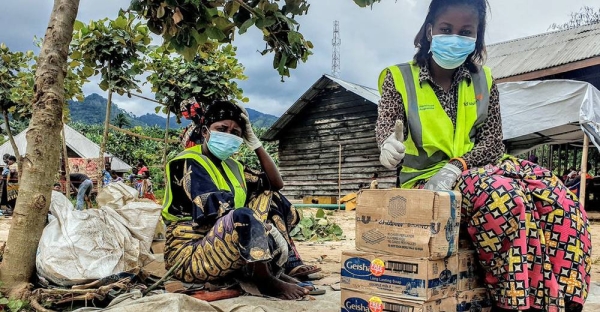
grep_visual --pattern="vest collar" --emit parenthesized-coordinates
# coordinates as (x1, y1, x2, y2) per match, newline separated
(418, 62, 472, 89)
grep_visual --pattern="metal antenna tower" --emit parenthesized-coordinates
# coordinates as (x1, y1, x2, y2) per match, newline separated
(331, 20, 341, 78)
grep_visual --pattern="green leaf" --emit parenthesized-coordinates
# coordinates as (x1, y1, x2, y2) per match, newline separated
(99, 79, 109, 91)
(82, 66, 95, 77)
(190, 29, 208, 45)
(73, 20, 85, 31)
(316, 208, 325, 219)
(287, 31, 302, 45)
(238, 18, 254, 34)
(317, 218, 328, 226)
(113, 16, 128, 29)
(155, 106, 161, 113)
(255, 18, 276, 29)
(206, 27, 227, 41)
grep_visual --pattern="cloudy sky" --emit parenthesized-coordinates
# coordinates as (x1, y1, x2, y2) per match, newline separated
(1, 0, 598, 117)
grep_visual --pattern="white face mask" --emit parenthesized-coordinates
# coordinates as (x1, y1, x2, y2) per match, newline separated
(206, 130, 243, 160)
(429, 29, 477, 69)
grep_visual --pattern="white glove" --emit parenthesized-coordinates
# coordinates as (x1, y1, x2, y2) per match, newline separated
(424, 163, 463, 191)
(239, 108, 262, 150)
(379, 120, 406, 170)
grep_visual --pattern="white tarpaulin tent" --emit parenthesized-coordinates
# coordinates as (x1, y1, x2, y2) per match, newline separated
(499, 79, 600, 155)
(0, 124, 132, 172)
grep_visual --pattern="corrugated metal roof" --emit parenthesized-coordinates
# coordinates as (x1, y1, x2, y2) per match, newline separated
(325, 74, 381, 104)
(486, 23, 600, 79)
(262, 75, 380, 141)
(0, 124, 132, 172)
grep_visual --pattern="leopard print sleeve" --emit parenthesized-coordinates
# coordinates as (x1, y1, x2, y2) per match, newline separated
(376, 71, 408, 148)
(461, 81, 505, 168)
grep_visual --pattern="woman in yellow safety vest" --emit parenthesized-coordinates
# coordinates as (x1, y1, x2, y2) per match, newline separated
(376, 1, 590, 311)
(162, 100, 322, 300)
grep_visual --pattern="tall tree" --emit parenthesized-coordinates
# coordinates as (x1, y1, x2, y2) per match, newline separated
(0, 0, 81, 296)
(0, 45, 34, 161)
(112, 112, 132, 128)
(71, 12, 150, 173)
(550, 6, 600, 30)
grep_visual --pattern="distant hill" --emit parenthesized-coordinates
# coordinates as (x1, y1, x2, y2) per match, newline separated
(68, 93, 279, 129)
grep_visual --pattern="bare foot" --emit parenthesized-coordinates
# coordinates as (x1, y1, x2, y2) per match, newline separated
(259, 276, 308, 300)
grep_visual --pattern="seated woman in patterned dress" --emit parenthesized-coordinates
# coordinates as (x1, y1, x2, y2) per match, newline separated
(376, 0, 590, 311)
(162, 100, 318, 299)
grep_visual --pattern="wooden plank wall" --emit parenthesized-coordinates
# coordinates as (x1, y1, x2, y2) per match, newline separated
(277, 84, 395, 199)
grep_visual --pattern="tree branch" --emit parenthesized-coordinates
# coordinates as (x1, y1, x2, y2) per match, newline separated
(130, 93, 165, 105)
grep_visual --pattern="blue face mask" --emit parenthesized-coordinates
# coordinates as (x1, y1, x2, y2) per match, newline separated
(206, 131, 243, 160)
(430, 34, 476, 69)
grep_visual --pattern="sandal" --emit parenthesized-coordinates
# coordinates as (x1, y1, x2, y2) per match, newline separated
(287, 265, 322, 278)
(297, 282, 326, 296)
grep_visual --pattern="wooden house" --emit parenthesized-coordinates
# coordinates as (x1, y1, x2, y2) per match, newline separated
(262, 75, 393, 199)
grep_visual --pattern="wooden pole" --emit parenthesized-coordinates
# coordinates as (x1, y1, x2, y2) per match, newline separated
(100, 62, 112, 187)
(548, 145, 554, 171)
(108, 124, 178, 143)
(130, 93, 165, 105)
(162, 110, 171, 187)
(557, 144, 562, 176)
(338, 143, 342, 211)
(580, 134, 590, 209)
(61, 122, 70, 196)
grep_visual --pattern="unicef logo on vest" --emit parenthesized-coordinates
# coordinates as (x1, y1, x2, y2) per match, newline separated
(464, 101, 477, 106)
(343, 297, 370, 312)
(343, 258, 372, 277)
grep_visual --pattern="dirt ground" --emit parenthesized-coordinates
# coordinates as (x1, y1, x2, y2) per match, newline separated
(1, 209, 600, 311)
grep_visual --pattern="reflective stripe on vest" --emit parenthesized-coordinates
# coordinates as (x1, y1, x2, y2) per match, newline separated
(162, 145, 247, 222)
(378, 61, 492, 188)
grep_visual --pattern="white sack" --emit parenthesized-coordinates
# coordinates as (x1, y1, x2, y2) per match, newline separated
(36, 183, 162, 286)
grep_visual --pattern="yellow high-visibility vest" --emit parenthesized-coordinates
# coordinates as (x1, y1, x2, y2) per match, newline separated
(378, 61, 493, 188)
(162, 145, 247, 222)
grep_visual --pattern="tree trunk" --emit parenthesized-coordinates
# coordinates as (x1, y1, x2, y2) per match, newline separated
(162, 110, 170, 186)
(3, 109, 22, 176)
(0, 0, 80, 296)
(100, 64, 112, 186)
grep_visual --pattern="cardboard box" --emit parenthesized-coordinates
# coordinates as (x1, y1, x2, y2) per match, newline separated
(456, 288, 493, 312)
(341, 289, 456, 312)
(341, 250, 458, 301)
(457, 250, 484, 291)
(355, 189, 461, 259)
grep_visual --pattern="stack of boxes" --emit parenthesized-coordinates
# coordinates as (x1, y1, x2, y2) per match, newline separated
(340, 189, 492, 312)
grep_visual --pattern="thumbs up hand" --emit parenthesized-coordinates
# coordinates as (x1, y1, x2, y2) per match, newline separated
(379, 120, 406, 170)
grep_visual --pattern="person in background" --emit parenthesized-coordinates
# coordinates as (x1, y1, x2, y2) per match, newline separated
(3, 156, 19, 216)
(102, 162, 112, 187)
(369, 173, 379, 189)
(527, 154, 538, 164)
(127, 167, 138, 185)
(136, 159, 149, 177)
(53, 183, 62, 192)
(110, 170, 123, 183)
(69, 172, 93, 210)
(375, 0, 590, 310)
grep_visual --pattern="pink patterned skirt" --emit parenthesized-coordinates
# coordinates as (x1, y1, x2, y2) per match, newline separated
(456, 157, 591, 311)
